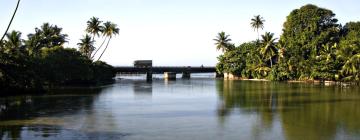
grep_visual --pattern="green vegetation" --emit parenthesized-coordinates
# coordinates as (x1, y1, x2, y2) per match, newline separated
(213, 31, 234, 52)
(216, 80, 360, 139)
(85, 17, 120, 61)
(250, 15, 265, 40)
(0, 18, 118, 94)
(215, 4, 360, 82)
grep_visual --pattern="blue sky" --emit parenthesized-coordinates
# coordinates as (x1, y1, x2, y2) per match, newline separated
(1, 0, 359, 66)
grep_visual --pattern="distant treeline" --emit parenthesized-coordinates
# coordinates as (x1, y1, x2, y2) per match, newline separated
(0, 17, 119, 94)
(215, 4, 360, 82)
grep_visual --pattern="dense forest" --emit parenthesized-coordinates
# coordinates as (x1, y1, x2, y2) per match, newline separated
(215, 4, 360, 82)
(0, 17, 118, 94)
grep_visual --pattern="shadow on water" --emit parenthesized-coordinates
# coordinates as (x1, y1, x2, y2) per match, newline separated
(0, 87, 129, 139)
(216, 80, 360, 140)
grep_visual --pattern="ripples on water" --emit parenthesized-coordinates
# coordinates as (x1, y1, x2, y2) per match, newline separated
(1, 74, 360, 140)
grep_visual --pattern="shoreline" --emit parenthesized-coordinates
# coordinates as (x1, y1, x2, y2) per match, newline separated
(223, 78, 356, 86)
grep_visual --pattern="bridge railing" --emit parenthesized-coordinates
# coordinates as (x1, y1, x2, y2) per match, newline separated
(114, 66, 216, 74)
(113, 66, 215, 68)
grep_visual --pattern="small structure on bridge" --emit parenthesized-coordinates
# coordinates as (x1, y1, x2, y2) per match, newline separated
(134, 60, 153, 81)
(134, 60, 152, 68)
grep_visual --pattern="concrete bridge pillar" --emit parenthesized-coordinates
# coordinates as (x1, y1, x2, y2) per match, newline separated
(182, 72, 191, 79)
(164, 72, 176, 80)
(146, 72, 152, 81)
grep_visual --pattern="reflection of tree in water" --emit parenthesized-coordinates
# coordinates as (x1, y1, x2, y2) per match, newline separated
(216, 80, 360, 140)
(0, 88, 104, 139)
(216, 80, 280, 128)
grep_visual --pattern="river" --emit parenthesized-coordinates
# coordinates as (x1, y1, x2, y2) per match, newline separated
(1, 76, 360, 140)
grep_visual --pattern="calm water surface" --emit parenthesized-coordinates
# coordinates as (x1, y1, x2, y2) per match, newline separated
(1, 77, 360, 140)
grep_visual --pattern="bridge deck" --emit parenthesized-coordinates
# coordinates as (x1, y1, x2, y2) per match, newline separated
(114, 66, 216, 74)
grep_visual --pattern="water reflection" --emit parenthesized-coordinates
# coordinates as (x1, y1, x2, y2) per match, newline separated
(0, 88, 127, 139)
(1, 79, 360, 140)
(133, 80, 153, 99)
(216, 80, 360, 140)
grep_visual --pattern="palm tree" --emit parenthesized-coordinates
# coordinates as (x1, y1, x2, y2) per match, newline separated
(276, 40, 286, 62)
(0, 0, 21, 43)
(25, 23, 67, 56)
(86, 17, 103, 40)
(2, 30, 23, 55)
(250, 15, 265, 40)
(5, 31, 22, 48)
(86, 17, 105, 59)
(28, 23, 67, 48)
(97, 22, 120, 61)
(213, 32, 233, 52)
(78, 34, 95, 59)
(341, 54, 360, 81)
(260, 32, 277, 67)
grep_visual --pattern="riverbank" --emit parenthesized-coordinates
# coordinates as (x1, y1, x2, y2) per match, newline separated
(223, 77, 357, 87)
(0, 79, 115, 96)
(223, 73, 357, 86)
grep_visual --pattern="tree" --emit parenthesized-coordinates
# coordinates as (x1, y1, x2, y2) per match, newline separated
(0, 0, 21, 43)
(40, 46, 93, 86)
(86, 17, 105, 59)
(0, 30, 38, 91)
(250, 15, 265, 40)
(216, 41, 265, 78)
(78, 34, 95, 59)
(337, 22, 360, 81)
(337, 22, 360, 61)
(260, 32, 277, 67)
(26, 23, 68, 55)
(279, 4, 340, 79)
(1, 30, 26, 58)
(1, 19, 117, 93)
(213, 32, 233, 52)
(4, 31, 22, 48)
(97, 22, 120, 61)
(86, 17, 103, 40)
(341, 54, 360, 81)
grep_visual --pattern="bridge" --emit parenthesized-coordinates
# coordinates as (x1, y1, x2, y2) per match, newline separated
(114, 66, 217, 80)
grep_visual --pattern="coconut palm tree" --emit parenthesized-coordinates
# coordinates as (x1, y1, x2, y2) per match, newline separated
(260, 32, 277, 67)
(86, 17, 103, 40)
(341, 54, 360, 81)
(276, 40, 286, 62)
(213, 32, 233, 52)
(86, 17, 105, 59)
(2, 30, 24, 56)
(97, 22, 120, 61)
(25, 23, 67, 56)
(27, 23, 67, 48)
(251, 15, 265, 40)
(0, 0, 21, 43)
(5, 31, 22, 48)
(78, 34, 95, 59)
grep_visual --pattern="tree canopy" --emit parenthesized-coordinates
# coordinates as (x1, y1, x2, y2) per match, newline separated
(0, 19, 116, 94)
(215, 4, 360, 82)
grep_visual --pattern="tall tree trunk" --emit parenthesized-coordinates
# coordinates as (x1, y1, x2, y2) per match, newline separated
(97, 37, 111, 61)
(87, 47, 92, 59)
(0, 0, 21, 42)
(91, 37, 107, 59)
(270, 57, 273, 68)
(89, 34, 95, 59)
